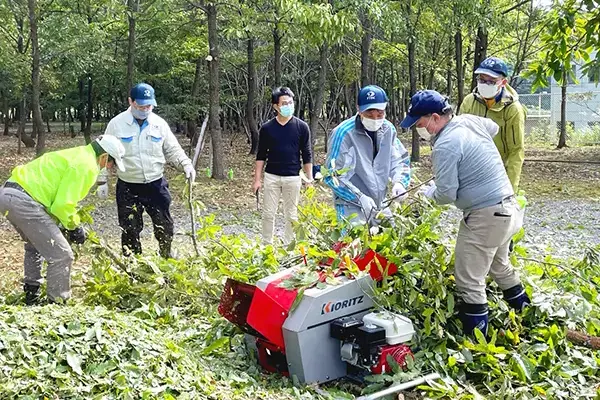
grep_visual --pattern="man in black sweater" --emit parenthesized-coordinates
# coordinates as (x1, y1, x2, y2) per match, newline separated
(253, 87, 313, 245)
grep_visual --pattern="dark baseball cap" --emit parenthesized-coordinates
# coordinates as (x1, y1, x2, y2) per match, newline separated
(475, 57, 509, 79)
(400, 90, 451, 129)
(357, 85, 388, 112)
(130, 83, 157, 106)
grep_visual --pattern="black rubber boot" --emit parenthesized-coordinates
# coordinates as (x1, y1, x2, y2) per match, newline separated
(24, 284, 41, 306)
(459, 302, 489, 335)
(503, 284, 531, 311)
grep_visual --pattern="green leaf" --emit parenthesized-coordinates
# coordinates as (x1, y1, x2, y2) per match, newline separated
(446, 294, 454, 314)
(448, 355, 456, 367)
(511, 354, 532, 382)
(201, 337, 229, 356)
(67, 352, 83, 375)
(474, 328, 487, 346)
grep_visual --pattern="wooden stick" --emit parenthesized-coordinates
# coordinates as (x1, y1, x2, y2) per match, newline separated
(188, 115, 209, 257)
(567, 329, 600, 350)
(189, 179, 200, 257)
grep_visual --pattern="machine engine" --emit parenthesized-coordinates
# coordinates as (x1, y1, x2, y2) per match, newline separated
(331, 313, 414, 375)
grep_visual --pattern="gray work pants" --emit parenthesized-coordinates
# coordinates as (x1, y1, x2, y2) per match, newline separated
(0, 185, 73, 301)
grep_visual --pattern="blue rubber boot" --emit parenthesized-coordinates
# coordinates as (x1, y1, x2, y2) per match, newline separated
(460, 303, 489, 335)
(503, 284, 531, 311)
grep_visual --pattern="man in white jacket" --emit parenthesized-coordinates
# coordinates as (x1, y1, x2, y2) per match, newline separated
(98, 83, 195, 258)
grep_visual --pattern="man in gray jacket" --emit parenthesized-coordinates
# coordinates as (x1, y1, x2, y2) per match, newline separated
(325, 85, 411, 226)
(401, 90, 530, 335)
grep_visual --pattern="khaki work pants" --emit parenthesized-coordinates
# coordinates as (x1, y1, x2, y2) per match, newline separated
(454, 197, 524, 304)
(261, 173, 302, 245)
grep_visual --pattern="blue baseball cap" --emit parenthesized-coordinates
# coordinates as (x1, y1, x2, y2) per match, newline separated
(474, 57, 508, 79)
(357, 85, 388, 113)
(130, 83, 157, 106)
(400, 90, 451, 129)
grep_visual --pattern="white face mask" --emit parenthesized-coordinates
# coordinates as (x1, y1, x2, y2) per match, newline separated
(416, 127, 431, 141)
(477, 82, 502, 99)
(361, 117, 385, 132)
(416, 116, 433, 140)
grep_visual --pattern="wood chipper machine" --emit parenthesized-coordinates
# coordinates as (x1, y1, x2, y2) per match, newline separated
(218, 246, 440, 399)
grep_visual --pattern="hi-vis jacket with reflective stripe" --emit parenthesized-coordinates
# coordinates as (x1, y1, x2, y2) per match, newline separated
(324, 115, 411, 208)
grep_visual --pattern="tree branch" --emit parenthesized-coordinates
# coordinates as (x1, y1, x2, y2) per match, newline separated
(502, 0, 531, 15)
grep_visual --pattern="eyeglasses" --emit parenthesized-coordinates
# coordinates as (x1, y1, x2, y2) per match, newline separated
(477, 77, 500, 85)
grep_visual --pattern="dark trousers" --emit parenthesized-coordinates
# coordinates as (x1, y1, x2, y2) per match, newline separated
(116, 177, 174, 258)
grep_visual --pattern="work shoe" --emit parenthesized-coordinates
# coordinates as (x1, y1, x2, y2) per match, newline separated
(23, 284, 41, 306)
(503, 284, 531, 311)
(459, 303, 489, 335)
(159, 241, 176, 259)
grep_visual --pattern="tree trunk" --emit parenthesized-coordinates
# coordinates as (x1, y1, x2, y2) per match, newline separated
(18, 95, 33, 149)
(455, 30, 465, 112)
(187, 57, 203, 140)
(344, 84, 354, 117)
(273, 27, 282, 87)
(78, 77, 85, 134)
(247, 36, 260, 155)
(126, 0, 137, 92)
(446, 36, 453, 97)
(389, 60, 396, 123)
(471, 26, 488, 91)
(207, 4, 225, 179)
(3, 97, 10, 136)
(408, 37, 419, 162)
(360, 12, 372, 87)
(14, 14, 31, 150)
(28, 0, 44, 156)
(84, 74, 93, 144)
(309, 44, 328, 150)
(510, 0, 535, 89)
(558, 74, 568, 149)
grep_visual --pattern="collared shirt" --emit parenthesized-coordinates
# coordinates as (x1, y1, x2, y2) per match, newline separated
(103, 108, 191, 184)
(431, 114, 514, 211)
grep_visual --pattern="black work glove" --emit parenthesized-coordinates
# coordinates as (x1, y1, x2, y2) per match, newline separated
(67, 227, 87, 245)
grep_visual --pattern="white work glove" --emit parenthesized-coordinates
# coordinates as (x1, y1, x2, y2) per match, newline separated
(359, 195, 377, 220)
(391, 182, 408, 202)
(96, 183, 109, 199)
(418, 181, 437, 199)
(376, 206, 393, 221)
(184, 164, 196, 183)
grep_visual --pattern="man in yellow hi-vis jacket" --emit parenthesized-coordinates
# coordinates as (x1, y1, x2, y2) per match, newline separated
(459, 57, 526, 193)
(0, 136, 125, 304)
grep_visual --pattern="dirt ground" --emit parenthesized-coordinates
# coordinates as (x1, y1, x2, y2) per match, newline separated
(1, 126, 599, 294)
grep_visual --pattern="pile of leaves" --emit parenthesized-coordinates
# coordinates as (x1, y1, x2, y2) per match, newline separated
(0, 187, 600, 399)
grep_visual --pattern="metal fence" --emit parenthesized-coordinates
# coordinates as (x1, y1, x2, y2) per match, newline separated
(519, 91, 600, 140)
